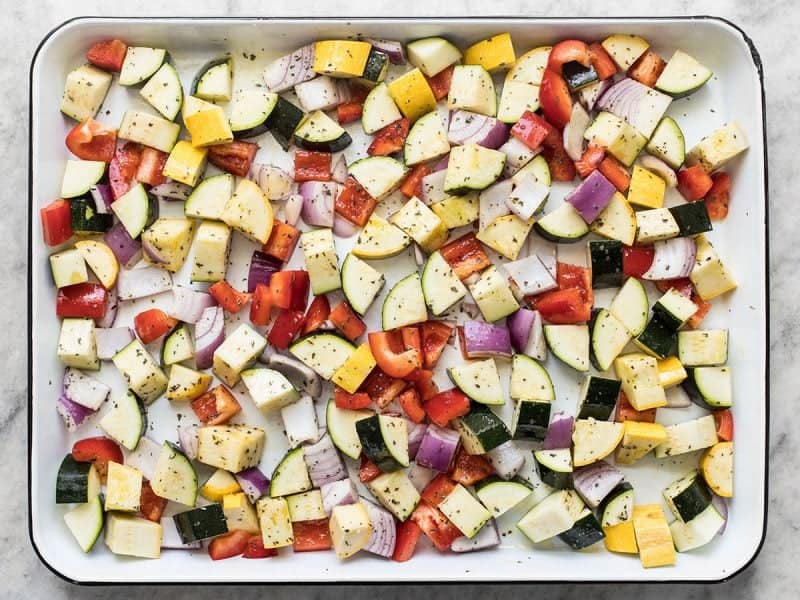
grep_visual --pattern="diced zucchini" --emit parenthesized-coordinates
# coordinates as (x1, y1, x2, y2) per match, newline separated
(449, 359, 504, 406)
(366, 471, 420, 521)
(686, 121, 749, 173)
(119, 46, 167, 86)
(601, 34, 649, 70)
(572, 418, 624, 467)
(421, 251, 467, 316)
(98, 391, 146, 450)
(270, 447, 312, 497)
(192, 57, 232, 102)
(325, 399, 373, 460)
(330, 502, 373, 558)
(646, 117, 686, 170)
(104, 461, 143, 512)
(454, 405, 511, 454)
(690, 235, 737, 300)
(439, 484, 492, 538)
(654, 415, 718, 458)
(63, 494, 104, 552)
(444, 144, 506, 194)
(545, 325, 590, 372)
(105, 513, 162, 559)
(404, 110, 450, 165)
(362, 82, 403, 134)
(290, 333, 355, 381)
(390, 197, 448, 253)
(119, 110, 180, 153)
(185, 174, 234, 221)
(151, 442, 197, 506)
(50, 248, 88, 289)
(196, 425, 266, 472)
(349, 156, 408, 200)
(356, 414, 409, 472)
(468, 266, 520, 323)
(301, 228, 341, 294)
(241, 367, 300, 413)
(517, 489, 582, 543)
(447, 65, 497, 117)
(191, 221, 231, 283)
(61, 64, 113, 121)
(212, 323, 267, 386)
(381, 272, 428, 330)
(407, 37, 462, 77)
(534, 202, 589, 243)
(475, 477, 532, 517)
(140, 63, 183, 120)
(286, 489, 326, 522)
(677, 329, 728, 366)
(58, 317, 99, 370)
(60, 160, 106, 199)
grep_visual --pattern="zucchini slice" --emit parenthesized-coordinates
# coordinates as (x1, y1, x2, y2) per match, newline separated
(609, 277, 649, 337)
(56, 455, 101, 504)
(700, 441, 733, 498)
(230, 90, 278, 138)
(558, 507, 605, 549)
(266, 96, 305, 151)
(655, 50, 713, 98)
(98, 391, 147, 451)
(270, 447, 312, 497)
(173, 504, 228, 543)
(577, 376, 622, 421)
(533, 448, 573, 489)
(341, 254, 385, 315)
(421, 251, 467, 316)
(381, 272, 428, 330)
(120, 47, 167, 86)
(669, 503, 724, 552)
(588, 240, 623, 288)
(140, 63, 183, 120)
(634, 315, 677, 359)
(362, 82, 403, 135)
(289, 333, 355, 380)
(662, 470, 713, 523)
(151, 442, 198, 506)
(517, 489, 583, 543)
(590, 309, 631, 371)
(454, 405, 511, 454)
(448, 358, 504, 405)
(326, 400, 373, 460)
(475, 476, 532, 517)
(63, 494, 104, 552)
(544, 324, 590, 372)
(192, 57, 232, 102)
(294, 110, 352, 152)
(404, 110, 450, 165)
(534, 202, 589, 243)
(356, 414, 410, 472)
(599, 482, 634, 527)
(510, 354, 554, 403)
(683, 366, 732, 410)
(572, 418, 624, 467)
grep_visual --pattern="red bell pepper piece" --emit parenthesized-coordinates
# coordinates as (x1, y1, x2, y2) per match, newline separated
(330, 301, 367, 342)
(588, 42, 617, 80)
(208, 530, 251, 560)
(368, 331, 420, 378)
(335, 177, 377, 227)
(678, 164, 714, 201)
(134, 308, 178, 344)
(65, 118, 117, 162)
(135, 147, 168, 186)
(614, 392, 657, 424)
(628, 49, 666, 88)
(243, 535, 278, 559)
(359, 455, 383, 483)
(334, 386, 372, 410)
(207, 140, 259, 177)
(360, 366, 407, 408)
(262, 221, 300, 263)
(337, 102, 363, 125)
(542, 143, 577, 181)
(249, 283, 273, 326)
(303, 294, 331, 334)
(687, 293, 712, 329)
(292, 518, 332, 552)
(267, 310, 306, 350)
(40, 199, 73, 246)
(714, 409, 734, 441)
(425, 65, 455, 101)
(539, 68, 573, 129)
(655, 278, 694, 297)
(423, 389, 470, 427)
(622, 245, 655, 278)
(407, 369, 439, 402)
(397, 387, 425, 423)
(420, 320, 453, 369)
(449, 448, 493, 486)
(209, 281, 251, 314)
(598, 155, 631, 193)
(56, 282, 108, 319)
(421, 474, 457, 507)
(547, 40, 591, 75)
(399, 163, 432, 198)
(392, 519, 423, 562)
(86, 39, 128, 72)
(191, 385, 241, 426)
(511, 110, 553, 150)
(71, 436, 123, 480)
(529, 263, 593, 324)
(704, 172, 731, 221)
(139, 480, 167, 522)
(439, 232, 492, 281)
(410, 501, 462, 551)
(108, 142, 143, 199)
(574, 143, 606, 179)
(269, 270, 310, 311)
(293, 150, 332, 182)
(367, 118, 411, 156)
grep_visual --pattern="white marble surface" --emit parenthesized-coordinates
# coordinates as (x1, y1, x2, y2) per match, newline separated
(6, 0, 794, 597)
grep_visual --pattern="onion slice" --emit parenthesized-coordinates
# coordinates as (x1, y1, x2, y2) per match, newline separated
(543, 411, 574, 450)
(461, 321, 512, 359)
(504, 256, 557, 297)
(363, 38, 406, 64)
(448, 110, 509, 149)
(116, 264, 172, 300)
(499, 136, 540, 177)
(486, 441, 525, 480)
(303, 434, 347, 488)
(507, 308, 547, 361)
(362, 500, 397, 558)
(248, 250, 282, 293)
(104, 221, 142, 268)
(572, 461, 625, 508)
(407, 422, 428, 460)
(170, 286, 215, 324)
(300, 181, 337, 227)
(563, 102, 591, 161)
(321, 479, 358, 516)
(56, 394, 95, 431)
(451, 519, 501, 553)
(642, 237, 697, 280)
(415, 425, 461, 472)
(194, 306, 224, 370)
(596, 77, 672, 138)
(638, 155, 678, 187)
(90, 183, 114, 214)
(252, 164, 294, 201)
(478, 180, 513, 231)
(149, 181, 192, 201)
(282, 193, 304, 226)
(263, 44, 315, 93)
(177, 424, 199, 460)
(96, 286, 119, 329)
(331, 154, 348, 184)
(94, 326, 134, 360)
(235, 467, 271, 503)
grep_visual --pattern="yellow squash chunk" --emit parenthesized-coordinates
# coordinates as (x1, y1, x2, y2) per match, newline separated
(430, 193, 479, 229)
(476, 214, 534, 260)
(388, 68, 438, 122)
(572, 418, 624, 467)
(690, 234, 737, 300)
(223, 492, 261, 534)
(603, 521, 639, 554)
(313, 40, 372, 78)
(632, 504, 676, 568)
(74, 240, 118, 289)
(200, 468, 241, 502)
(657, 356, 687, 387)
(141, 218, 195, 272)
(329, 502, 373, 558)
(331, 343, 377, 394)
(163, 140, 208, 186)
(463, 32, 516, 72)
(197, 425, 266, 472)
(614, 353, 667, 411)
(627, 165, 666, 209)
(185, 104, 233, 147)
(615, 421, 668, 465)
(257, 496, 294, 549)
(700, 441, 733, 498)
(166, 364, 212, 401)
(104, 462, 143, 512)
(390, 196, 449, 253)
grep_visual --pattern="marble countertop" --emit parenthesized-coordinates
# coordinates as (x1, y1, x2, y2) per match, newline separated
(6, 0, 794, 597)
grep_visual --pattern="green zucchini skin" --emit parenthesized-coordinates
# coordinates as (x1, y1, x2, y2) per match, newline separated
(55, 455, 94, 504)
(562, 61, 599, 92)
(559, 510, 606, 549)
(294, 131, 353, 153)
(266, 97, 305, 151)
(512, 400, 551, 441)
(356, 415, 404, 473)
(71, 196, 113, 235)
(636, 315, 677, 359)
(190, 56, 231, 97)
(578, 376, 622, 421)
(173, 504, 228, 543)
(664, 472, 713, 522)
(457, 404, 512, 453)
(588, 240, 624, 289)
(669, 202, 712, 237)
(599, 482, 634, 526)
(360, 49, 390, 86)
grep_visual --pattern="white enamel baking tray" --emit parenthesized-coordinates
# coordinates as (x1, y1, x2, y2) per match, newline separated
(28, 17, 768, 585)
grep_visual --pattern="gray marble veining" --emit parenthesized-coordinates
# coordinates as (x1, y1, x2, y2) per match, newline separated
(5, 0, 797, 597)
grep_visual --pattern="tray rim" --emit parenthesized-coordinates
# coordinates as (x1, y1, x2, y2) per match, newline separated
(27, 14, 770, 587)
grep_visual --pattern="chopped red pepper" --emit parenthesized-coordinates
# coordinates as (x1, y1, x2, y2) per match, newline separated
(423, 388, 471, 427)
(293, 150, 332, 182)
(209, 281, 251, 314)
(588, 42, 617, 80)
(622, 245, 655, 278)
(407, 369, 439, 402)
(714, 409, 734, 441)
(425, 65, 455, 101)
(541, 143, 577, 181)
(139, 480, 167, 522)
(191, 385, 241, 426)
(420, 320, 453, 369)
(628, 49, 666, 88)
(574, 143, 606, 179)
(56, 282, 108, 319)
(262, 221, 300, 263)
(597, 155, 631, 193)
(529, 263, 593, 324)
(678, 164, 714, 201)
(243, 535, 278, 559)
(336, 101, 363, 125)
(547, 40, 591, 75)
(368, 118, 411, 156)
(334, 386, 372, 410)
(249, 283, 273, 327)
(330, 301, 367, 341)
(208, 530, 251, 560)
(614, 392, 657, 424)
(269, 270, 310, 311)
(449, 448, 494, 486)
(397, 387, 425, 423)
(207, 140, 259, 177)
(65, 118, 117, 162)
(368, 331, 420, 379)
(134, 308, 178, 344)
(410, 501, 462, 551)
(71, 436, 123, 481)
(511, 110, 553, 150)
(108, 142, 143, 199)
(687, 293, 712, 329)
(359, 455, 383, 483)
(439, 232, 492, 280)
(41, 199, 73, 246)
(399, 163, 432, 198)
(654, 278, 694, 297)
(292, 519, 332, 552)
(401, 326, 422, 359)
(335, 177, 377, 227)
(267, 309, 306, 350)
(392, 519, 423, 562)
(421, 474, 457, 507)
(539, 68, 573, 129)
(360, 366, 407, 408)
(302, 294, 331, 334)
(704, 172, 731, 221)
(86, 39, 128, 72)
(135, 147, 168, 186)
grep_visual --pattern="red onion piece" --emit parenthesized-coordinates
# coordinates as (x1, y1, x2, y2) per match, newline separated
(177, 425, 199, 460)
(90, 183, 114, 214)
(235, 467, 271, 503)
(566, 169, 616, 224)
(638, 155, 678, 187)
(486, 440, 525, 480)
(451, 519, 500, 552)
(413, 243, 426, 266)
(563, 102, 591, 161)
(149, 181, 192, 201)
(194, 306, 224, 370)
(124, 437, 161, 481)
(63, 367, 110, 410)
(104, 221, 142, 268)
(283, 193, 304, 227)
(303, 434, 347, 488)
(56, 394, 95, 431)
(507, 308, 547, 361)
(116, 264, 172, 300)
(572, 461, 625, 508)
(363, 500, 397, 558)
(478, 179, 513, 231)
(500, 136, 540, 177)
(363, 38, 407, 64)
(251, 164, 294, 201)
(415, 424, 461, 472)
(433, 155, 450, 172)
(331, 155, 348, 184)
(321, 479, 358, 516)
(248, 250, 282, 293)
(142, 237, 170, 265)
(295, 75, 342, 112)
(448, 110, 509, 149)
(505, 173, 549, 221)
(578, 78, 612, 112)
(420, 170, 448, 205)
(96, 285, 118, 328)
(263, 44, 315, 93)
(169, 286, 215, 324)
(94, 326, 134, 360)
(462, 320, 512, 359)
(333, 215, 360, 238)
(596, 77, 672, 138)
(300, 181, 337, 227)
(543, 411, 574, 450)
(407, 422, 428, 460)
(407, 463, 437, 492)
(642, 237, 697, 280)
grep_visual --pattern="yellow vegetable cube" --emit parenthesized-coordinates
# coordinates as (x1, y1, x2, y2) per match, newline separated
(104, 462, 143, 512)
(430, 193, 479, 229)
(200, 468, 241, 502)
(388, 68, 438, 122)
(167, 364, 212, 401)
(163, 140, 208, 186)
(185, 105, 233, 147)
(141, 218, 195, 272)
(257, 496, 294, 549)
(223, 492, 261, 534)
(329, 502, 373, 558)
(690, 234, 737, 300)
(603, 521, 639, 554)
(476, 214, 534, 260)
(615, 421, 668, 465)
(627, 165, 666, 209)
(614, 353, 667, 411)
(390, 196, 449, 253)
(331, 343, 377, 394)
(632, 504, 676, 568)
(657, 356, 687, 387)
(313, 40, 372, 78)
(463, 32, 516, 72)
